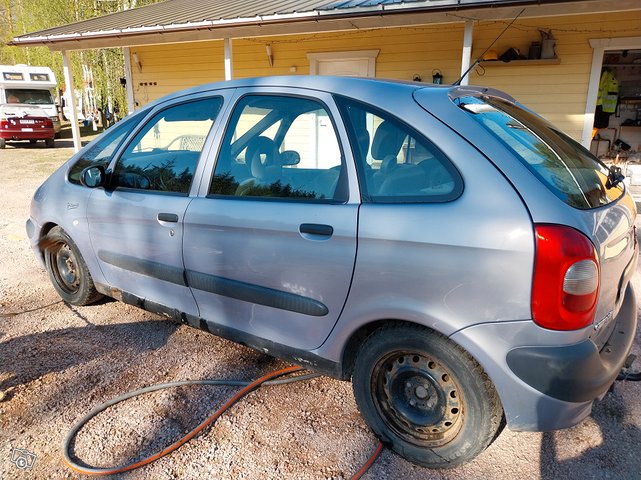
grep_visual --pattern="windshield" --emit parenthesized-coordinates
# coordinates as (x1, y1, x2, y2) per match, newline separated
(455, 95, 624, 210)
(6, 88, 55, 105)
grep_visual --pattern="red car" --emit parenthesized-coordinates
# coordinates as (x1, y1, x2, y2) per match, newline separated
(0, 103, 55, 148)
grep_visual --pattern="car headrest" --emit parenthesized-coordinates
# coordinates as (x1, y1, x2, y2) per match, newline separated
(371, 121, 406, 161)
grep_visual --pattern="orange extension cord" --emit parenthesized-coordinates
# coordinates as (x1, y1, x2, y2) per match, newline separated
(63, 365, 383, 478)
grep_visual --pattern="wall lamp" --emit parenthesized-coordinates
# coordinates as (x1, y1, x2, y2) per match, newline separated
(132, 52, 142, 72)
(266, 45, 273, 67)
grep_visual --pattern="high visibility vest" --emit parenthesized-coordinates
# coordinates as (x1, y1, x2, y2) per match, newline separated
(597, 70, 619, 113)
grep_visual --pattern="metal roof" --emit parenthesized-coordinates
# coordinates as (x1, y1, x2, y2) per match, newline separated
(8, 0, 637, 50)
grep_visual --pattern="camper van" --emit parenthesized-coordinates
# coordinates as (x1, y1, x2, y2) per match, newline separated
(0, 64, 61, 135)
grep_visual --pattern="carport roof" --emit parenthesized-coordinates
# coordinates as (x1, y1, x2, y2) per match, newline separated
(9, 0, 639, 51)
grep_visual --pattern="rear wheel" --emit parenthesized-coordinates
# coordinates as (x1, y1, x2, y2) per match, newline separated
(29, 139, 37, 144)
(45, 138, 55, 148)
(0, 138, 5, 149)
(43, 226, 102, 305)
(352, 325, 503, 468)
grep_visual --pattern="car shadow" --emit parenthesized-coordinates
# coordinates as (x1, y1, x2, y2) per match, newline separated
(539, 385, 641, 479)
(0, 319, 177, 396)
(1, 139, 92, 149)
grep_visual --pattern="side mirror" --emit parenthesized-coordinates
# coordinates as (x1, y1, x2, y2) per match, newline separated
(80, 165, 106, 188)
(280, 150, 301, 166)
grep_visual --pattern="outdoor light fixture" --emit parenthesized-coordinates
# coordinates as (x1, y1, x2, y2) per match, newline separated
(266, 45, 273, 67)
(132, 53, 142, 72)
(432, 69, 443, 84)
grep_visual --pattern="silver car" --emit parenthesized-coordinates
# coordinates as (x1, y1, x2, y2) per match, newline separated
(27, 76, 638, 468)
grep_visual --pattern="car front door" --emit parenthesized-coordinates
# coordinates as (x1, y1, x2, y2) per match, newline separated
(87, 96, 224, 316)
(183, 90, 359, 351)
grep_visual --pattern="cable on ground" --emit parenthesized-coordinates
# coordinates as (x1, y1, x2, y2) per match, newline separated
(63, 365, 382, 478)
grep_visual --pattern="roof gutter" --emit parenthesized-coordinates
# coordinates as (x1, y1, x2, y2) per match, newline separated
(6, 0, 552, 48)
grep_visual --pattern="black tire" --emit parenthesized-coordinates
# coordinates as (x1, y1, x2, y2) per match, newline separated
(352, 325, 503, 468)
(43, 226, 103, 306)
(29, 139, 37, 144)
(45, 138, 55, 148)
(0, 138, 5, 149)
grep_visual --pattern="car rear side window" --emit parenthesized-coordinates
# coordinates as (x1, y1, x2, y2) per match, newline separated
(112, 97, 221, 194)
(456, 95, 624, 209)
(336, 96, 462, 203)
(67, 116, 138, 185)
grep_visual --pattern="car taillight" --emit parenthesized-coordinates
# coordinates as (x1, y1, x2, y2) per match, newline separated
(0, 119, 8, 129)
(532, 224, 600, 330)
(45, 118, 53, 127)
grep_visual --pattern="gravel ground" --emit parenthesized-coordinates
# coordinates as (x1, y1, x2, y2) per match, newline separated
(1, 140, 641, 480)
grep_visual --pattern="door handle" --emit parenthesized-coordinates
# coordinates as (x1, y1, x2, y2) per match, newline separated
(157, 212, 179, 223)
(299, 223, 333, 237)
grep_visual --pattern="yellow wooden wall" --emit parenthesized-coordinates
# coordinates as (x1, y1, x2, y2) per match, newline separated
(470, 11, 641, 139)
(129, 10, 641, 141)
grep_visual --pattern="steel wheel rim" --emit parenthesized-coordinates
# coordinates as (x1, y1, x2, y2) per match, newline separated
(372, 351, 463, 447)
(51, 243, 80, 294)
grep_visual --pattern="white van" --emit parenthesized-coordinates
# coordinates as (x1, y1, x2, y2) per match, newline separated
(0, 64, 61, 134)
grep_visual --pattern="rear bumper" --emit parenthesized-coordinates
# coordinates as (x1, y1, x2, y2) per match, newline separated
(506, 283, 637, 403)
(1, 129, 54, 140)
(450, 283, 637, 432)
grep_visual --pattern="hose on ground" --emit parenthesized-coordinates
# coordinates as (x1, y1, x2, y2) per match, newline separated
(63, 365, 382, 478)
(617, 370, 641, 382)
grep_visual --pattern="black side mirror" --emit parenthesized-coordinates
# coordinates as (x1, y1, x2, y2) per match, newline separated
(280, 150, 301, 166)
(80, 165, 106, 188)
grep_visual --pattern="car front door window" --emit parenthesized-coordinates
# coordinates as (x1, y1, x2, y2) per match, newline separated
(113, 97, 221, 194)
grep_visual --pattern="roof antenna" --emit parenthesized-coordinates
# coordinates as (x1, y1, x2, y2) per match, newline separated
(453, 8, 526, 86)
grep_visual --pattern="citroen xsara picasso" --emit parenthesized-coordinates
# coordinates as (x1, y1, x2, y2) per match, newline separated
(27, 77, 638, 468)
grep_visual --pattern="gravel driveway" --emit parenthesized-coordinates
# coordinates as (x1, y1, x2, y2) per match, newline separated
(1, 141, 641, 480)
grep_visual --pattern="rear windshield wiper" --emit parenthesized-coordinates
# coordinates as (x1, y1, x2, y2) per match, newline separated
(606, 165, 625, 189)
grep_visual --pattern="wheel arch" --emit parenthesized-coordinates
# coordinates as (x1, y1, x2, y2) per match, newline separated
(341, 319, 460, 379)
(36, 222, 60, 260)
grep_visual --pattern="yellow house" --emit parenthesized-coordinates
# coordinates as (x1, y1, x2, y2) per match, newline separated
(9, 0, 641, 152)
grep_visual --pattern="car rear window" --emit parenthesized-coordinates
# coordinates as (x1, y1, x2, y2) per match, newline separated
(455, 95, 624, 210)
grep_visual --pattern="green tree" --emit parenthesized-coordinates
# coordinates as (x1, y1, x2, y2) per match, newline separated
(0, 0, 161, 115)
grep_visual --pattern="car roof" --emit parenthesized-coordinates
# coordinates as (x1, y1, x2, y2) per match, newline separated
(142, 75, 443, 110)
(135, 76, 517, 122)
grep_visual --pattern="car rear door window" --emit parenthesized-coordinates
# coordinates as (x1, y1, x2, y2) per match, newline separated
(112, 97, 221, 194)
(209, 95, 347, 202)
(336, 97, 462, 203)
(455, 95, 624, 209)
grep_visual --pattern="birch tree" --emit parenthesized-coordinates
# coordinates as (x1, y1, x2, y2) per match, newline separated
(0, 0, 161, 115)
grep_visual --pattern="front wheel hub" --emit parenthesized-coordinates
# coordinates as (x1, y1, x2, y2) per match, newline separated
(53, 244, 80, 293)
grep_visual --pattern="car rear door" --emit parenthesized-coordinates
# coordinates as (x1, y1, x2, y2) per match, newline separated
(182, 89, 359, 351)
(87, 95, 224, 317)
